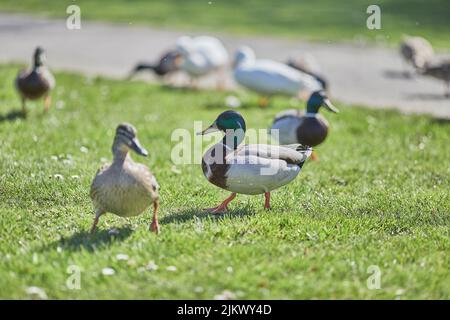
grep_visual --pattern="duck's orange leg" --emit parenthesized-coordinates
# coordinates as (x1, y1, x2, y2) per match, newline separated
(264, 192, 271, 210)
(205, 193, 237, 213)
(310, 151, 318, 161)
(44, 94, 51, 112)
(150, 200, 160, 234)
(258, 97, 270, 108)
(90, 209, 104, 234)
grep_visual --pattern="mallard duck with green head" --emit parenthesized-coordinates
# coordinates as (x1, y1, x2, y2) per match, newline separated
(15, 47, 55, 117)
(90, 123, 160, 234)
(199, 110, 312, 212)
(270, 91, 338, 160)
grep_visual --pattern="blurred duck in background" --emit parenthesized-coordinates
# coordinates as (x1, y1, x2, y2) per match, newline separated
(286, 54, 328, 91)
(128, 50, 182, 83)
(175, 35, 229, 90)
(270, 90, 338, 161)
(233, 46, 324, 107)
(399, 36, 434, 75)
(15, 46, 55, 117)
(420, 60, 450, 98)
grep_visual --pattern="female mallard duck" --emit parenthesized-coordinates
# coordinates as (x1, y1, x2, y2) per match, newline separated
(15, 47, 55, 117)
(90, 123, 160, 234)
(233, 46, 324, 107)
(176, 36, 228, 89)
(199, 110, 312, 212)
(270, 91, 338, 160)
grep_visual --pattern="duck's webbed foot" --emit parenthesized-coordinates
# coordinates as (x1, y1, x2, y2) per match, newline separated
(205, 193, 236, 214)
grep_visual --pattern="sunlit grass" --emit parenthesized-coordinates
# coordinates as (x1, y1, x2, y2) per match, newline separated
(0, 65, 449, 299)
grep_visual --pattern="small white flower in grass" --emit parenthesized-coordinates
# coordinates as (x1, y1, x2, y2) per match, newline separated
(56, 101, 65, 110)
(225, 95, 241, 108)
(26, 286, 48, 300)
(71, 175, 80, 180)
(102, 267, 115, 276)
(53, 174, 64, 180)
(146, 261, 158, 271)
(51, 155, 58, 161)
(194, 286, 204, 293)
(226, 266, 233, 273)
(80, 146, 89, 153)
(214, 290, 235, 300)
(116, 253, 129, 261)
(166, 266, 177, 272)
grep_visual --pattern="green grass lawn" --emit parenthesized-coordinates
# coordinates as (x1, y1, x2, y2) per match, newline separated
(1, 0, 449, 48)
(0, 64, 449, 299)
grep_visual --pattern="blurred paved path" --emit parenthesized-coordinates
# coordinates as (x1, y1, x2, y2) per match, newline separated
(1, 13, 449, 118)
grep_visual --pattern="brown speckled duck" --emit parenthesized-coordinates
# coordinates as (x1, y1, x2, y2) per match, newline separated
(270, 91, 338, 160)
(15, 47, 55, 116)
(90, 123, 160, 234)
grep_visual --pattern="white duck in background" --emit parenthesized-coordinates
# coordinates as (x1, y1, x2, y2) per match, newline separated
(233, 46, 324, 107)
(176, 36, 229, 89)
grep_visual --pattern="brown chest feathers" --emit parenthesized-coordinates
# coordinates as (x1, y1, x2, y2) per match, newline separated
(202, 145, 229, 189)
(296, 117, 329, 147)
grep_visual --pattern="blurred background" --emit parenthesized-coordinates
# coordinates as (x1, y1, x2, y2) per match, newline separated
(1, 0, 449, 47)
